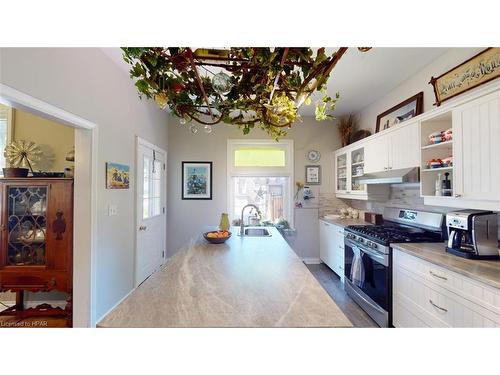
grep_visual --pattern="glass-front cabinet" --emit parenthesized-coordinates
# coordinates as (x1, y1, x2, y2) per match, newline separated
(334, 145, 388, 200)
(335, 147, 366, 197)
(335, 153, 347, 193)
(350, 147, 365, 194)
(0, 178, 73, 325)
(7, 186, 48, 266)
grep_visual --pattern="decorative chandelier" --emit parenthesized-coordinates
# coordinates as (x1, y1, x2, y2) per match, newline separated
(122, 47, 371, 139)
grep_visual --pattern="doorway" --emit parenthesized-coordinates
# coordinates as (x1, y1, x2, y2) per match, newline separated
(135, 137, 167, 287)
(0, 83, 98, 327)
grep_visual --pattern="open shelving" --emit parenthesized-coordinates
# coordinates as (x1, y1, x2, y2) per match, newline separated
(420, 111, 454, 197)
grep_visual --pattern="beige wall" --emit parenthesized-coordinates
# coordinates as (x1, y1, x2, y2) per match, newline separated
(356, 48, 484, 133)
(12, 108, 75, 172)
(167, 116, 342, 255)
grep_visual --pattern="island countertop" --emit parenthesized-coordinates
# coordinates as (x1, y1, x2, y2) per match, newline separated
(98, 226, 352, 328)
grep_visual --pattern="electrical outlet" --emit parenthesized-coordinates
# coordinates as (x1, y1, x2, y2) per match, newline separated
(108, 205, 118, 216)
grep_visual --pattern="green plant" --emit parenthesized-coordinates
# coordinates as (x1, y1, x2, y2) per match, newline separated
(121, 47, 361, 139)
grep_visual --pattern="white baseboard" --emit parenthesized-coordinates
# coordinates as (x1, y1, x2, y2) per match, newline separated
(302, 257, 321, 264)
(95, 287, 135, 327)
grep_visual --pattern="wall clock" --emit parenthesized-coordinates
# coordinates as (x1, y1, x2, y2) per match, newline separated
(306, 150, 321, 163)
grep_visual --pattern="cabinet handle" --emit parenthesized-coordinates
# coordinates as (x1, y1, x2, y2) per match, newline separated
(384, 167, 388, 170)
(454, 194, 462, 198)
(429, 270, 447, 280)
(429, 299, 448, 313)
(139, 225, 147, 231)
(0, 224, 4, 231)
(389, 166, 393, 170)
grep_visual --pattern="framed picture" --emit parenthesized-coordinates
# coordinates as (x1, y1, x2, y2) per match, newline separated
(106, 162, 130, 189)
(182, 161, 212, 200)
(430, 47, 500, 106)
(375, 92, 423, 133)
(305, 165, 321, 185)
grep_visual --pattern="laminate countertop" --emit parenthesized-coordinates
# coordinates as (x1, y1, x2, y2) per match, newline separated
(392, 242, 500, 289)
(98, 226, 352, 328)
(319, 217, 372, 228)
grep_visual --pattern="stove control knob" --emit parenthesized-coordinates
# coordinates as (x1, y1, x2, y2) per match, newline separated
(371, 243, 378, 250)
(358, 237, 364, 243)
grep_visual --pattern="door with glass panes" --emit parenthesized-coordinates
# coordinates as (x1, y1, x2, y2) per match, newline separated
(136, 141, 166, 286)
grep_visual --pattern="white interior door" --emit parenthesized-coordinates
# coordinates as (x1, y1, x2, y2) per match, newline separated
(135, 139, 166, 286)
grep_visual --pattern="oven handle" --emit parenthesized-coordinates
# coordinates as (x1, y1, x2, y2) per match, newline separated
(344, 238, 386, 263)
(346, 279, 387, 315)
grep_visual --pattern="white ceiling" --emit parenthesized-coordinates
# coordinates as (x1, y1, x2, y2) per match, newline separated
(102, 47, 449, 116)
(302, 47, 449, 116)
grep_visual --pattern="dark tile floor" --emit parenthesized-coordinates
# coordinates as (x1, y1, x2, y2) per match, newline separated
(306, 263, 379, 328)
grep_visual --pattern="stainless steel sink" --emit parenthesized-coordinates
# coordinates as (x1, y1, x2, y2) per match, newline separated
(238, 227, 272, 237)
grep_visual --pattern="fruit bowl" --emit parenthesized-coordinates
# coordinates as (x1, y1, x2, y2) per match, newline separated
(203, 230, 232, 244)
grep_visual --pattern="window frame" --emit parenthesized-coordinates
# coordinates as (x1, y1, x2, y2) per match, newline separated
(227, 139, 294, 226)
(0, 106, 14, 174)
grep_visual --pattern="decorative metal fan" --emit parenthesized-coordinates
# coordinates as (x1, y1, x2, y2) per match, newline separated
(4, 140, 42, 173)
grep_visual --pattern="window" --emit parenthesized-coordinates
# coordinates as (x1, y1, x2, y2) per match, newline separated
(143, 156, 162, 219)
(227, 139, 293, 225)
(0, 105, 13, 174)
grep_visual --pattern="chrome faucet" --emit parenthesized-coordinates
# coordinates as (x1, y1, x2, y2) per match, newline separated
(240, 204, 260, 236)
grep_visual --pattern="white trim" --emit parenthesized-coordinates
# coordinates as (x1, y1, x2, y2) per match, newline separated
(0, 84, 96, 130)
(226, 139, 294, 226)
(134, 136, 167, 287)
(0, 83, 98, 328)
(302, 258, 321, 264)
(95, 285, 135, 326)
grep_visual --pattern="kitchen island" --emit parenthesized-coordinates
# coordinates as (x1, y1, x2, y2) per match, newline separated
(98, 226, 352, 328)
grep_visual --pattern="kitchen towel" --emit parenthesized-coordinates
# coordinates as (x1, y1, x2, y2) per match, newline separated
(350, 245, 365, 288)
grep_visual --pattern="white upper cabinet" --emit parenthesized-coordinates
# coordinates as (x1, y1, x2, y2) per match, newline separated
(390, 121, 420, 170)
(364, 120, 420, 173)
(453, 91, 500, 202)
(364, 136, 389, 173)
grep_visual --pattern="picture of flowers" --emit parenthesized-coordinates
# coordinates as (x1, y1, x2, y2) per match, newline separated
(182, 161, 212, 200)
(106, 162, 130, 189)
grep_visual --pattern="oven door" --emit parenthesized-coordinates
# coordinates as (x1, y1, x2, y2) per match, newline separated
(344, 238, 390, 314)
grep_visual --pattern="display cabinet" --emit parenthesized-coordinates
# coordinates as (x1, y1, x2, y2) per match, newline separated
(0, 178, 73, 326)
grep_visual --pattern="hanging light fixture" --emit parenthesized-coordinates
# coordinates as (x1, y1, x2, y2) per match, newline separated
(122, 47, 372, 139)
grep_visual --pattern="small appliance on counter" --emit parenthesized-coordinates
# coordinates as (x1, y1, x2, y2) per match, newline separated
(446, 210, 499, 260)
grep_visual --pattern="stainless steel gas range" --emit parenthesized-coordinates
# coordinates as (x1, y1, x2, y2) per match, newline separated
(343, 208, 445, 327)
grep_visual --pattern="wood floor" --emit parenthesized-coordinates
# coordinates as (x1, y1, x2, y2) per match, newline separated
(306, 263, 379, 328)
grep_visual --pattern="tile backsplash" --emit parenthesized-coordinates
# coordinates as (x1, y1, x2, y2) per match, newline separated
(340, 184, 500, 240)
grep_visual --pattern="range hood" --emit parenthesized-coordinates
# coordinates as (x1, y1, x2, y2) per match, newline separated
(358, 167, 420, 185)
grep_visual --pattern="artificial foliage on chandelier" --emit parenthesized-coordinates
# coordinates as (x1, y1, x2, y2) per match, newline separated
(121, 47, 370, 139)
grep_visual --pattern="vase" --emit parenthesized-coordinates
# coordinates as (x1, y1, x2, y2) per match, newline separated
(219, 213, 230, 231)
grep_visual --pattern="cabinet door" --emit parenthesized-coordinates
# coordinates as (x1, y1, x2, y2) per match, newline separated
(364, 137, 389, 173)
(390, 121, 420, 170)
(319, 221, 329, 264)
(335, 152, 348, 193)
(453, 92, 500, 201)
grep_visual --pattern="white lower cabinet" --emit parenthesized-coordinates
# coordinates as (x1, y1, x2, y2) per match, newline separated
(319, 220, 344, 281)
(393, 250, 500, 328)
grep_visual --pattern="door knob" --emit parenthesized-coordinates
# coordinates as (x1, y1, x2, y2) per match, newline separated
(139, 225, 147, 231)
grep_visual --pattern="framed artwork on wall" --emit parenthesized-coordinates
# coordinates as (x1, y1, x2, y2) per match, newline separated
(375, 92, 423, 133)
(305, 165, 321, 185)
(430, 47, 500, 106)
(182, 161, 213, 200)
(106, 162, 130, 189)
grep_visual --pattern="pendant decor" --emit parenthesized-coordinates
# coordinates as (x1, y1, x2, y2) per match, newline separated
(121, 47, 371, 139)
